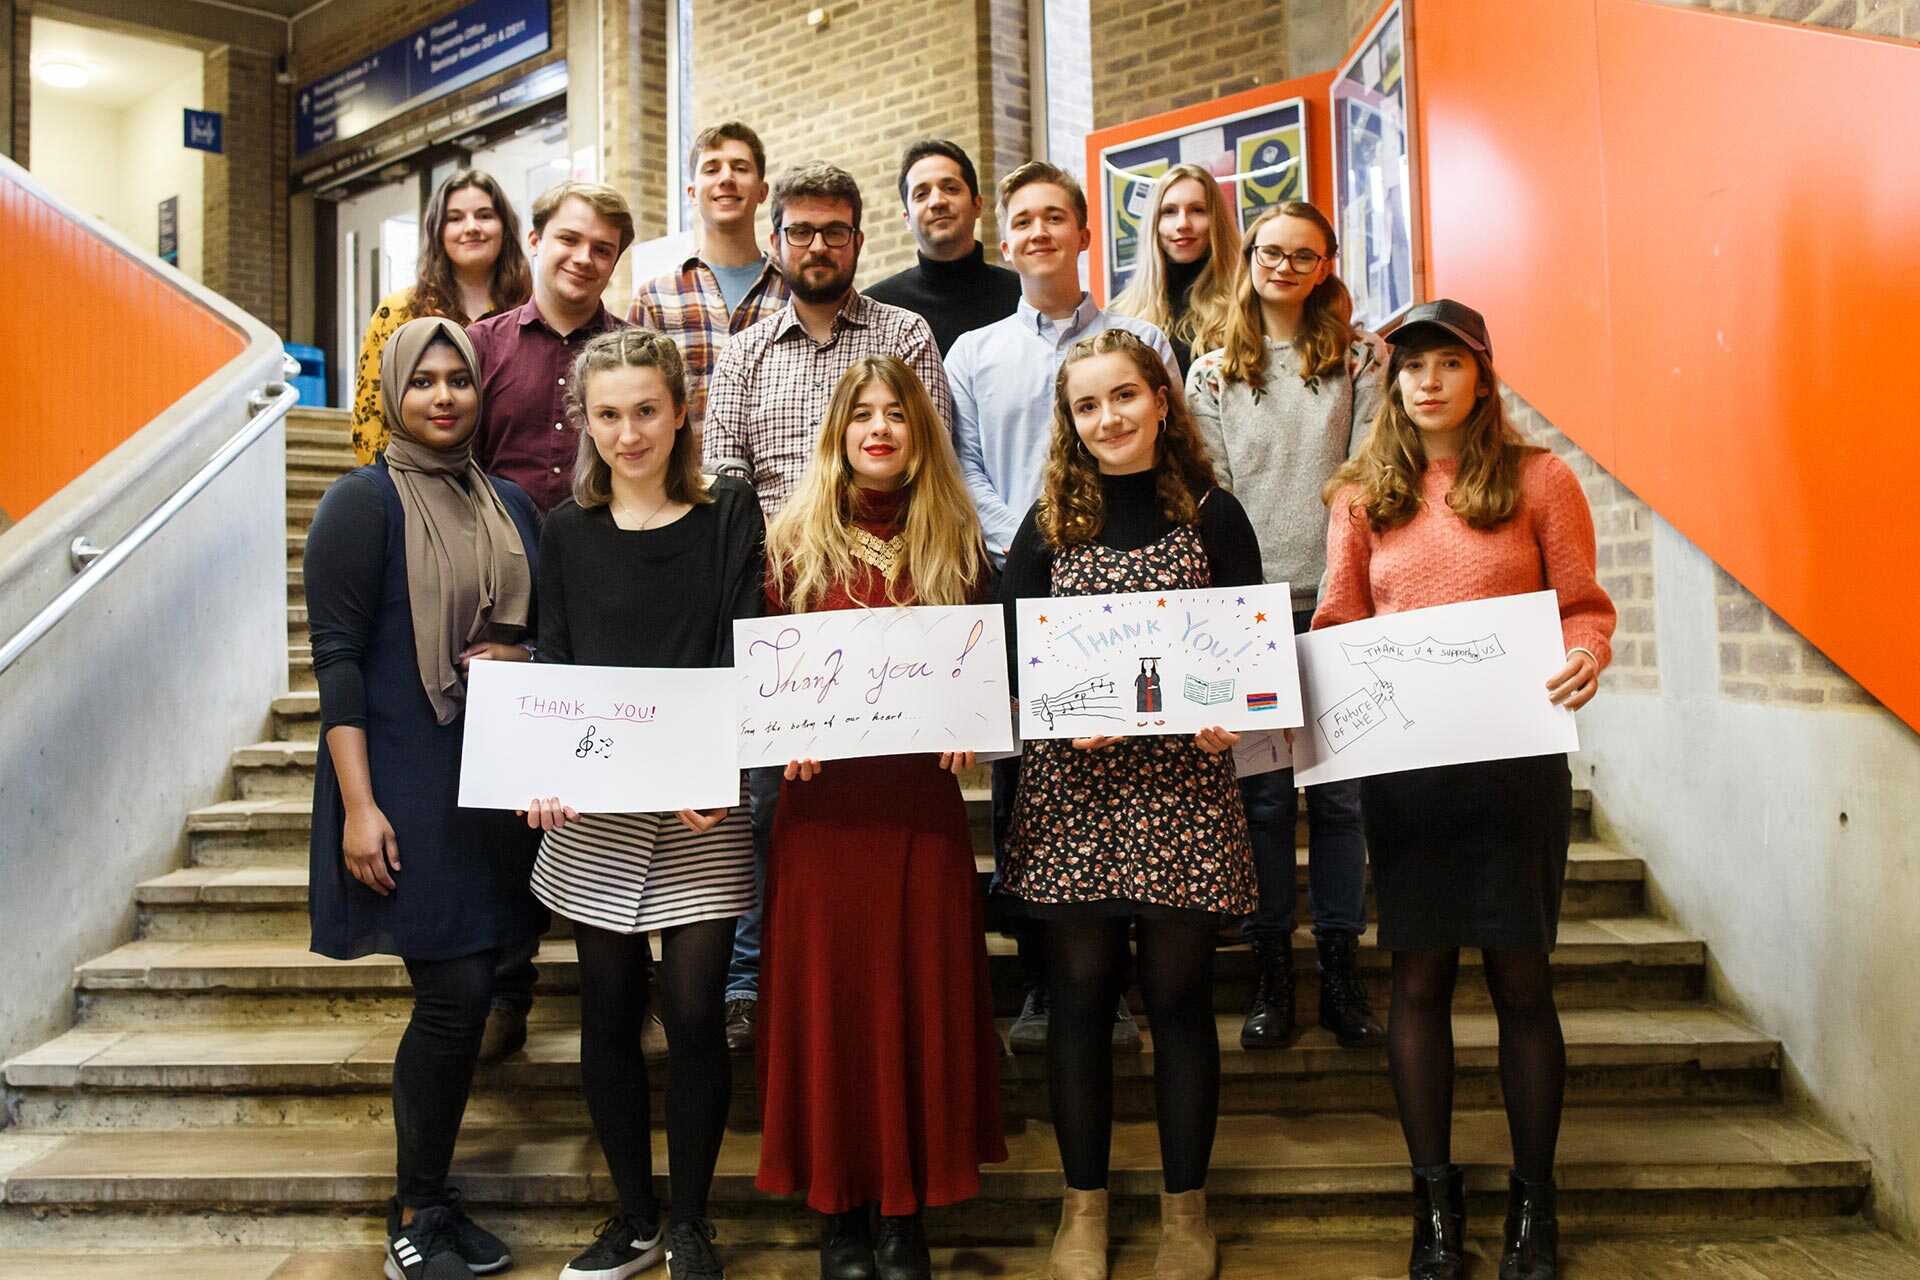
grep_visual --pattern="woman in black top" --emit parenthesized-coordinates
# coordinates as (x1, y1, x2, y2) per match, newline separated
(522, 329, 763, 1280)
(1000, 328, 1261, 1280)
(305, 316, 542, 1280)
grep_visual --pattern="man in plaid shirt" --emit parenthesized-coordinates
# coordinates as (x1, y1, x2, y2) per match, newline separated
(703, 161, 953, 527)
(629, 121, 789, 436)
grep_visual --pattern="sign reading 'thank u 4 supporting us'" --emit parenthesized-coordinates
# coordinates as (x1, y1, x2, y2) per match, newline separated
(1016, 584, 1304, 740)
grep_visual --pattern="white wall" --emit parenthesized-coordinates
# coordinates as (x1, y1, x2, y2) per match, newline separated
(1582, 516, 1920, 1235)
(29, 67, 205, 282)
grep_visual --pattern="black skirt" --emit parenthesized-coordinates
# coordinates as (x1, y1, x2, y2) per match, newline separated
(1360, 753, 1572, 951)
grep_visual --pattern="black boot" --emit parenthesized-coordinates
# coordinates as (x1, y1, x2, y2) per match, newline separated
(1239, 939, 1297, 1049)
(1409, 1164, 1466, 1280)
(1499, 1171, 1559, 1280)
(1318, 931, 1385, 1048)
(820, 1206, 875, 1280)
(874, 1211, 932, 1280)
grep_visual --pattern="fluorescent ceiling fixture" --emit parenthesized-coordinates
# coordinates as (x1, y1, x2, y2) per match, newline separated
(35, 60, 91, 89)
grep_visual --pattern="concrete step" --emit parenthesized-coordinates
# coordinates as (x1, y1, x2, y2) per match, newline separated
(0, 1107, 1869, 1248)
(288, 650, 313, 692)
(286, 531, 306, 565)
(68, 922, 1704, 1027)
(4, 1006, 1780, 1130)
(230, 742, 316, 800)
(285, 447, 355, 478)
(286, 607, 308, 647)
(286, 425, 352, 451)
(285, 474, 333, 500)
(271, 692, 318, 742)
(286, 497, 320, 531)
(6, 1231, 1919, 1280)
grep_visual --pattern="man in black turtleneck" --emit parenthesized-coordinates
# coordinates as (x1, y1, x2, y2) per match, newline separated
(866, 138, 1022, 355)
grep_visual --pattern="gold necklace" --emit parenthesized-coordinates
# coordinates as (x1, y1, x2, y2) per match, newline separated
(612, 493, 673, 530)
(848, 524, 905, 574)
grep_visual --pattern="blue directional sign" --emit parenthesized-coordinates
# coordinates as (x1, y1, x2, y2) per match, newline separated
(295, 0, 550, 156)
(183, 108, 223, 153)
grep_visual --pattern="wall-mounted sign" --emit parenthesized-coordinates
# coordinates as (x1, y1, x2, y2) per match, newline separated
(158, 196, 179, 266)
(295, 0, 551, 157)
(1332, 0, 1418, 328)
(183, 109, 223, 154)
(1094, 98, 1309, 302)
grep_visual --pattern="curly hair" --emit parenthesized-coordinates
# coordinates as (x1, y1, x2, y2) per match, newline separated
(566, 328, 710, 510)
(1038, 328, 1217, 549)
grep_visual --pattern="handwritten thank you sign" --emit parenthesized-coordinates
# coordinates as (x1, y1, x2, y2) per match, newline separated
(733, 605, 1013, 767)
(1291, 591, 1579, 785)
(459, 660, 740, 813)
(1015, 584, 1304, 739)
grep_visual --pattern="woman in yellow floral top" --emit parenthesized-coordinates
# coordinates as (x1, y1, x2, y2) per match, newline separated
(351, 170, 534, 463)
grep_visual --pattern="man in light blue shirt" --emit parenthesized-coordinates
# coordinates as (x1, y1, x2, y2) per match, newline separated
(947, 160, 1179, 566)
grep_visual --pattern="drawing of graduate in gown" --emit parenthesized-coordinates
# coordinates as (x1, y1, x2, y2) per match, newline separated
(1135, 657, 1164, 716)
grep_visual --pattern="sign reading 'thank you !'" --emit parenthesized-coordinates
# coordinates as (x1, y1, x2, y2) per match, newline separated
(295, 0, 550, 156)
(1016, 584, 1304, 739)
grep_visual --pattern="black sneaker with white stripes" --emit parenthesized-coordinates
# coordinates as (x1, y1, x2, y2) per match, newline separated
(411, 1190, 511, 1275)
(667, 1217, 727, 1279)
(384, 1204, 475, 1280)
(560, 1212, 666, 1280)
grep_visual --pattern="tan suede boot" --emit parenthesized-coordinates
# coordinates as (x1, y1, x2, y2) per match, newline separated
(1048, 1187, 1109, 1280)
(1154, 1188, 1218, 1280)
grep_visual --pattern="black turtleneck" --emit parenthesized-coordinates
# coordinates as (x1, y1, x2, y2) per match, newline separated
(1163, 253, 1209, 375)
(998, 467, 1262, 679)
(866, 242, 1023, 356)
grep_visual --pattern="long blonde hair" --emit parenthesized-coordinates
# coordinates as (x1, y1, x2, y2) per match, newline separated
(1323, 333, 1539, 532)
(766, 357, 988, 612)
(1217, 203, 1355, 394)
(568, 329, 710, 510)
(1038, 329, 1218, 549)
(1109, 164, 1241, 356)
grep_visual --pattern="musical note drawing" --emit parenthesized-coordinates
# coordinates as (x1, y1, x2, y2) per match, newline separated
(1033, 675, 1125, 729)
(573, 724, 614, 759)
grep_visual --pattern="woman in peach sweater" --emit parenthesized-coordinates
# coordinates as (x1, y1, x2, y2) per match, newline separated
(1315, 300, 1614, 1280)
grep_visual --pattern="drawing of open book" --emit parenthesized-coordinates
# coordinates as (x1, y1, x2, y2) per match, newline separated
(1183, 674, 1235, 706)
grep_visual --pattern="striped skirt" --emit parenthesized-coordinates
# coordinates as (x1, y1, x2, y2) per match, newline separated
(531, 784, 755, 935)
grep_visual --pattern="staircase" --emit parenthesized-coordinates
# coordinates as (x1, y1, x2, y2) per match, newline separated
(0, 406, 1911, 1277)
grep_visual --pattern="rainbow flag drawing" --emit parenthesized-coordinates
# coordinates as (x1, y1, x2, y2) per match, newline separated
(1246, 691, 1278, 713)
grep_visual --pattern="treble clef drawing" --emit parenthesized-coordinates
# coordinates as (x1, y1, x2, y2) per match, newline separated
(574, 725, 613, 759)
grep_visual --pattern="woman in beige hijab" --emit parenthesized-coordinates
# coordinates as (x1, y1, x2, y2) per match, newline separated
(304, 316, 544, 1280)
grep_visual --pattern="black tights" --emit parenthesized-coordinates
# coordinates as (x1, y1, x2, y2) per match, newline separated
(575, 916, 735, 1226)
(1047, 916, 1220, 1194)
(1387, 946, 1566, 1181)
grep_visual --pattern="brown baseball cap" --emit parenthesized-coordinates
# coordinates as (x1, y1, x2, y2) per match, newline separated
(1387, 299, 1493, 361)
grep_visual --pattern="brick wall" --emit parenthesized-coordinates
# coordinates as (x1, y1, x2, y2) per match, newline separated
(1087, 0, 1290, 130)
(689, 0, 1023, 282)
(203, 48, 289, 336)
(4, 0, 26, 165)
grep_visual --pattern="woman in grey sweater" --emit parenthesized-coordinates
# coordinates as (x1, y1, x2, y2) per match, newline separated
(1184, 200, 1387, 1055)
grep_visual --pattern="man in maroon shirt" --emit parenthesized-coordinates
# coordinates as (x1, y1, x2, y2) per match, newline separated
(468, 180, 635, 514)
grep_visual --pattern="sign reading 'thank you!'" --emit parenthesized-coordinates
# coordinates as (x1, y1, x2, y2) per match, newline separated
(1016, 584, 1304, 739)
(295, 0, 550, 156)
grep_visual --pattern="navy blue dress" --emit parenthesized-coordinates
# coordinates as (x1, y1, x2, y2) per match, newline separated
(306, 459, 548, 961)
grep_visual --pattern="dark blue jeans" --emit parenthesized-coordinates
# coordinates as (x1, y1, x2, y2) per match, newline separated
(725, 764, 784, 1001)
(1240, 608, 1368, 946)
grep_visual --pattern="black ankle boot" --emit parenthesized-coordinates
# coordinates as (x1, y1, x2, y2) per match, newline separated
(1499, 1171, 1558, 1280)
(873, 1211, 931, 1280)
(820, 1206, 875, 1280)
(1317, 931, 1385, 1048)
(1409, 1165, 1465, 1280)
(1239, 938, 1298, 1048)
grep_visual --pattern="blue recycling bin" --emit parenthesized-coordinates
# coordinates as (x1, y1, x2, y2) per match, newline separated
(286, 343, 328, 407)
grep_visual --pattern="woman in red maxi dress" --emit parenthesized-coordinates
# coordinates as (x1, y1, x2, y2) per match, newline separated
(755, 355, 1007, 1280)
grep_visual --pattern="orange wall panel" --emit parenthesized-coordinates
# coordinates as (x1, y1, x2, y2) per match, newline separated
(0, 171, 245, 523)
(1409, 0, 1920, 728)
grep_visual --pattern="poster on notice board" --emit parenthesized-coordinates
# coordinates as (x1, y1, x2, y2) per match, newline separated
(1332, 0, 1418, 328)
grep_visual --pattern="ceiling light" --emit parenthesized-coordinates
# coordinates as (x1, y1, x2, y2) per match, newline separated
(35, 60, 91, 89)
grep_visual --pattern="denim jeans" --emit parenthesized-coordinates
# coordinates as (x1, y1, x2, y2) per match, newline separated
(395, 949, 497, 1206)
(1240, 608, 1368, 946)
(991, 754, 1047, 992)
(725, 764, 785, 1002)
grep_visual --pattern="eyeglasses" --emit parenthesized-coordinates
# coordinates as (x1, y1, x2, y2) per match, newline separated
(1251, 245, 1327, 272)
(781, 222, 856, 248)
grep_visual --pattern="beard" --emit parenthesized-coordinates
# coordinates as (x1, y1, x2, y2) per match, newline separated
(787, 255, 856, 305)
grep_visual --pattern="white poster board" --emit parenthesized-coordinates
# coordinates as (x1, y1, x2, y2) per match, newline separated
(1291, 591, 1579, 786)
(458, 660, 741, 813)
(1016, 584, 1305, 739)
(733, 605, 1013, 767)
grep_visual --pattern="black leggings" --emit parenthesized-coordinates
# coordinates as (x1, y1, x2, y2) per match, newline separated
(576, 916, 735, 1226)
(1387, 946, 1566, 1181)
(396, 949, 499, 1207)
(1047, 916, 1220, 1194)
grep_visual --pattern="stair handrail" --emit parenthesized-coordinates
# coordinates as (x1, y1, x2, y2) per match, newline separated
(0, 367, 301, 681)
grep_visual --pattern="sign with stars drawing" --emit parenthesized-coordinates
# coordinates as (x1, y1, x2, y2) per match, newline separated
(1015, 584, 1304, 740)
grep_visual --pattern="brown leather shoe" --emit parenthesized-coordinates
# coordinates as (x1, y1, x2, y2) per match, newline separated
(724, 997, 755, 1053)
(476, 1006, 527, 1064)
(642, 1012, 669, 1065)
(1048, 1187, 1108, 1280)
(1154, 1188, 1217, 1280)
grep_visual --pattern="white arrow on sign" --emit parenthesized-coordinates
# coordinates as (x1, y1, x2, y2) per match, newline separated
(414, 35, 426, 59)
